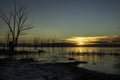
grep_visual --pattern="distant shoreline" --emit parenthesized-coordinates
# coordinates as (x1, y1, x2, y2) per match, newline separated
(0, 43, 120, 48)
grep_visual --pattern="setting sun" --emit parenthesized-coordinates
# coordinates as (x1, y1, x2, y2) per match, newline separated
(71, 37, 85, 45)
(65, 37, 87, 45)
(75, 37, 85, 45)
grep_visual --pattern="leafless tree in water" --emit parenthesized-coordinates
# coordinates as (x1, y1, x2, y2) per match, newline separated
(0, 2, 33, 51)
(4, 31, 11, 49)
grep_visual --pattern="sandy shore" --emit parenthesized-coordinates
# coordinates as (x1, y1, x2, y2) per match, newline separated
(0, 58, 120, 80)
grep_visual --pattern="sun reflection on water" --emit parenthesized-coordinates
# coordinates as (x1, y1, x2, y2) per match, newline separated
(66, 47, 99, 53)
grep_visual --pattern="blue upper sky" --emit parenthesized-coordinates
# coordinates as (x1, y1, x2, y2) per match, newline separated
(0, 0, 120, 40)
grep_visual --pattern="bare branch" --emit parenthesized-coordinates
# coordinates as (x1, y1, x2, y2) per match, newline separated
(20, 26, 33, 32)
(0, 2, 33, 50)
(1, 15, 14, 35)
(19, 16, 28, 29)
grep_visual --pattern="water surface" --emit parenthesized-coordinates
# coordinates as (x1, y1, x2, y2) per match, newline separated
(0, 47, 120, 74)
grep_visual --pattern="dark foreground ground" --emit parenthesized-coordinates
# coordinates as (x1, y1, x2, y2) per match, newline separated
(0, 58, 120, 80)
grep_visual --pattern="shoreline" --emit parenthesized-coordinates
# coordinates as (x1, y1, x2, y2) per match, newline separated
(0, 58, 120, 80)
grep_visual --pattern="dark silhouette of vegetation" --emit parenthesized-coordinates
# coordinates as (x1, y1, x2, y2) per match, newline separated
(5, 31, 11, 50)
(33, 37, 39, 50)
(0, 2, 33, 51)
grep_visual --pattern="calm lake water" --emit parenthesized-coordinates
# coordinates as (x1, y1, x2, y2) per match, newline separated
(66, 47, 120, 74)
(0, 47, 120, 74)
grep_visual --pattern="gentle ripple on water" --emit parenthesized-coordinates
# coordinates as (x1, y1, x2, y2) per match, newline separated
(0, 47, 120, 74)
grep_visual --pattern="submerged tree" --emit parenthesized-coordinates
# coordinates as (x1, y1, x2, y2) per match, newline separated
(5, 31, 11, 50)
(0, 2, 33, 51)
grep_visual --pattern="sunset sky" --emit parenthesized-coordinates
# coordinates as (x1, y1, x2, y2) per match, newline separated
(0, 0, 120, 45)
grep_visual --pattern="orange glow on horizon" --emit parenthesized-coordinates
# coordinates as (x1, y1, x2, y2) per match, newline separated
(65, 35, 120, 46)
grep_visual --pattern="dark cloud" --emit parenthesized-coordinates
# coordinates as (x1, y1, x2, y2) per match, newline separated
(90, 36, 120, 44)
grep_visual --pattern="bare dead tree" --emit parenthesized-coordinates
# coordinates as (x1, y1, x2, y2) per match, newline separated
(5, 31, 11, 50)
(0, 2, 33, 51)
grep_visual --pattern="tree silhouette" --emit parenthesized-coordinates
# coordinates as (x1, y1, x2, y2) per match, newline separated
(5, 31, 11, 50)
(0, 2, 33, 51)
